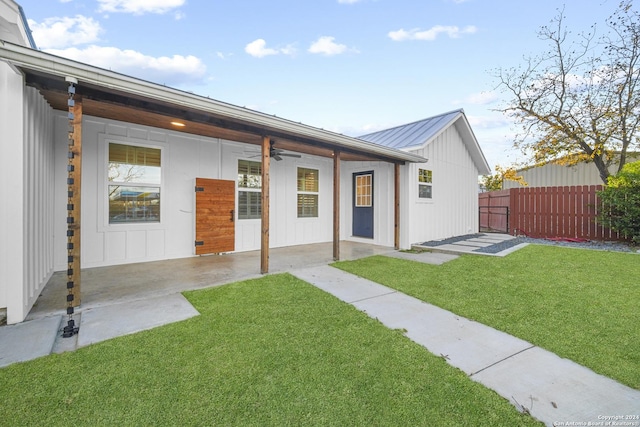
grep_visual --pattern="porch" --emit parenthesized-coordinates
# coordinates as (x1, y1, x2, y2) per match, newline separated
(26, 241, 396, 322)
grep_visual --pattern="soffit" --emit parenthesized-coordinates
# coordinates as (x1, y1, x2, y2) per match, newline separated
(21, 68, 399, 162)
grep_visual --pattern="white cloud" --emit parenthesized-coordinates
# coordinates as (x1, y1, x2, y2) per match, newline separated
(28, 15, 102, 49)
(308, 36, 351, 56)
(456, 91, 499, 106)
(45, 45, 207, 86)
(338, 0, 362, 3)
(244, 39, 296, 58)
(97, 0, 185, 15)
(467, 114, 511, 130)
(388, 25, 477, 41)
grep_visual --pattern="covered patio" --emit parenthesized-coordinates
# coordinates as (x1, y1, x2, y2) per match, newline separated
(26, 241, 396, 322)
(0, 40, 427, 325)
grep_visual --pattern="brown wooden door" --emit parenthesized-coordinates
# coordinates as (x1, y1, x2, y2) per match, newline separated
(195, 178, 235, 255)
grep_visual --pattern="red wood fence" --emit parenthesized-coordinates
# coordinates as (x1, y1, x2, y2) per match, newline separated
(479, 185, 623, 240)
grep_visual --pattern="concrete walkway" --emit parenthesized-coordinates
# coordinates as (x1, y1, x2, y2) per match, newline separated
(291, 264, 640, 427)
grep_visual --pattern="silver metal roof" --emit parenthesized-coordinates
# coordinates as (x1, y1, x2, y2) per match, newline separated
(359, 109, 491, 175)
(358, 109, 463, 150)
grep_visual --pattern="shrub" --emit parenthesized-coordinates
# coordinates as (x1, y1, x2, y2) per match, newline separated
(597, 161, 640, 244)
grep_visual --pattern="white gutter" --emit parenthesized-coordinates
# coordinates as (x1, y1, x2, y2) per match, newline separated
(0, 40, 426, 163)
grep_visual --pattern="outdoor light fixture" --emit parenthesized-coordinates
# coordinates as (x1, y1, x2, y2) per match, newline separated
(170, 121, 186, 127)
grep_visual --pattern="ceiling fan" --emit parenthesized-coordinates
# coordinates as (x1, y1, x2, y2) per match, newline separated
(269, 140, 301, 161)
(245, 140, 302, 161)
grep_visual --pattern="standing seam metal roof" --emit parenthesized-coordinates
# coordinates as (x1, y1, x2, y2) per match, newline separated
(358, 109, 463, 150)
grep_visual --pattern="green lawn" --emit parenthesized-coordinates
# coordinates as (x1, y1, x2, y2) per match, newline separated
(334, 244, 640, 390)
(0, 274, 539, 426)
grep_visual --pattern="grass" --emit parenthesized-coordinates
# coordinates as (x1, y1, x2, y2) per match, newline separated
(0, 274, 540, 426)
(334, 244, 640, 390)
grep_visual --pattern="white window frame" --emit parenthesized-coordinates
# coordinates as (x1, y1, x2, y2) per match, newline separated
(98, 136, 165, 231)
(237, 159, 262, 220)
(418, 168, 433, 200)
(297, 167, 319, 218)
(355, 173, 373, 207)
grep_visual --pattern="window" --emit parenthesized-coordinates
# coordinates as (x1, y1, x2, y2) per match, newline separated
(108, 143, 161, 223)
(355, 174, 372, 207)
(238, 160, 262, 219)
(418, 168, 432, 199)
(297, 167, 319, 217)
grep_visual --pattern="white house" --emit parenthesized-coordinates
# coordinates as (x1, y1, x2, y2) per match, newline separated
(359, 110, 490, 246)
(0, 0, 490, 324)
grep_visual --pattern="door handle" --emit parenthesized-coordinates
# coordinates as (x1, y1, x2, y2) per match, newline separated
(230, 209, 234, 222)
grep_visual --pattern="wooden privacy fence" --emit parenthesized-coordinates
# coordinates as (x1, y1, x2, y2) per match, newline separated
(479, 185, 623, 240)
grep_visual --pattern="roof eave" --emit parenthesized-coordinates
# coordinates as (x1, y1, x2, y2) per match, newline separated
(0, 40, 426, 164)
(414, 110, 490, 175)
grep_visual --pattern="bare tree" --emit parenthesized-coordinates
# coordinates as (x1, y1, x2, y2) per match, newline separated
(495, 1, 640, 183)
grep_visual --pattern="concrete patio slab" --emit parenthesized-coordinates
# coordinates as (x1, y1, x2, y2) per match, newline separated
(0, 316, 61, 367)
(428, 243, 481, 254)
(450, 240, 494, 248)
(77, 294, 199, 348)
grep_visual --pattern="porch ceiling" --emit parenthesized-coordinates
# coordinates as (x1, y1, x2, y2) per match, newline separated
(0, 40, 426, 164)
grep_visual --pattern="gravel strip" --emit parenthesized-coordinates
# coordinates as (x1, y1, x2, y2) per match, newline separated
(418, 233, 483, 247)
(473, 238, 526, 254)
(516, 237, 637, 253)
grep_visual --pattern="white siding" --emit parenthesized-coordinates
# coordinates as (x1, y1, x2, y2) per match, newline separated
(401, 125, 480, 247)
(0, 60, 55, 323)
(53, 114, 337, 269)
(23, 88, 55, 320)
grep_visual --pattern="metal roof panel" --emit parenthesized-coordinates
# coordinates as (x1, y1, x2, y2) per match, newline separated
(359, 110, 463, 149)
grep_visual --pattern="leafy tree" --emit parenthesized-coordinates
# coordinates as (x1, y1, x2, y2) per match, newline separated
(495, 1, 640, 184)
(481, 165, 527, 191)
(597, 160, 640, 244)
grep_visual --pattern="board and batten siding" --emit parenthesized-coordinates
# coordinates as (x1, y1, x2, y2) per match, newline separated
(53, 114, 336, 269)
(402, 125, 480, 247)
(0, 71, 55, 323)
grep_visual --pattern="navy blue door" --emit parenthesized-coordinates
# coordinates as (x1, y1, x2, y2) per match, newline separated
(352, 171, 374, 238)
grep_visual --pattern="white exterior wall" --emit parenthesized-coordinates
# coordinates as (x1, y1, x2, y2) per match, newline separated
(53, 114, 336, 270)
(0, 62, 55, 324)
(401, 125, 480, 247)
(341, 161, 395, 247)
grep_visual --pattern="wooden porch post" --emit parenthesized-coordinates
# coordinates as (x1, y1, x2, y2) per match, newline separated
(260, 136, 270, 274)
(333, 150, 340, 261)
(394, 163, 400, 250)
(68, 94, 82, 306)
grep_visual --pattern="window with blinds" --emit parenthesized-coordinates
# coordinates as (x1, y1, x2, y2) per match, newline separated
(297, 167, 319, 217)
(108, 143, 161, 223)
(238, 160, 262, 219)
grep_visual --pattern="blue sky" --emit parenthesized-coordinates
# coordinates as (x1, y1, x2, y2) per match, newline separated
(18, 0, 622, 171)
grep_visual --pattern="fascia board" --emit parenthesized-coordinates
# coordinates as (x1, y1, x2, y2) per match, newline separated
(0, 41, 426, 164)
